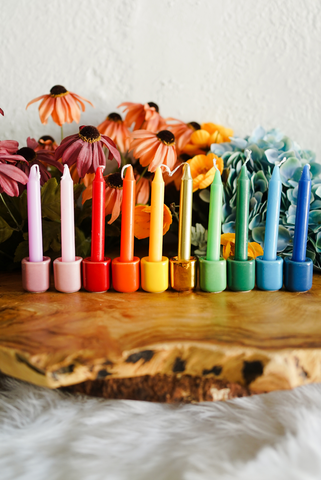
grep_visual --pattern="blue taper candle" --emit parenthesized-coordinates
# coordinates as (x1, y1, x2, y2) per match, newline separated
(292, 164, 311, 262)
(263, 165, 282, 261)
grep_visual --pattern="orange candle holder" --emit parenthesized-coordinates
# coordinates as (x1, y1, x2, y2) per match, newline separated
(112, 256, 140, 293)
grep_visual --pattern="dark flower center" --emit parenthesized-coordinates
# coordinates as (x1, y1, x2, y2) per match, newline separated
(106, 172, 123, 189)
(50, 85, 68, 97)
(188, 122, 201, 131)
(135, 162, 153, 178)
(107, 112, 122, 122)
(79, 126, 101, 143)
(39, 135, 55, 143)
(179, 153, 192, 162)
(147, 102, 159, 112)
(156, 130, 175, 146)
(17, 147, 36, 163)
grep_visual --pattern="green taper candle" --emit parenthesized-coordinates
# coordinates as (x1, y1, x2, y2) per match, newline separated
(199, 163, 227, 293)
(227, 151, 255, 291)
(206, 169, 222, 261)
(234, 164, 250, 261)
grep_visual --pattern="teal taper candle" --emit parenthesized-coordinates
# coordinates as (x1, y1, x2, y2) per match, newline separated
(206, 168, 222, 261)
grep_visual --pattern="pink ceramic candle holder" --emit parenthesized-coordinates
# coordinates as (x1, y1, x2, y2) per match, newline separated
(22, 256, 51, 293)
(53, 257, 83, 293)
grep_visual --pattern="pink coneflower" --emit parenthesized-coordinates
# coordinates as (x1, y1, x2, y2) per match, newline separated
(0, 108, 4, 116)
(35, 135, 58, 152)
(97, 113, 130, 153)
(82, 172, 123, 224)
(134, 164, 152, 204)
(119, 102, 166, 132)
(129, 130, 177, 173)
(26, 85, 93, 126)
(166, 119, 201, 155)
(0, 140, 20, 155)
(55, 125, 121, 179)
(15, 138, 63, 185)
(0, 164, 28, 196)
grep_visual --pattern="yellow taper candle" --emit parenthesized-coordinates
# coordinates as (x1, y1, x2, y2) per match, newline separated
(149, 167, 164, 262)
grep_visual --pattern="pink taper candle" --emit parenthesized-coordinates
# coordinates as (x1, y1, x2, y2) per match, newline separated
(27, 164, 43, 262)
(61, 165, 75, 262)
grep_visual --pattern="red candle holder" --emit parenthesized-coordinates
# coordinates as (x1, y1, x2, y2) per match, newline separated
(82, 257, 111, 293)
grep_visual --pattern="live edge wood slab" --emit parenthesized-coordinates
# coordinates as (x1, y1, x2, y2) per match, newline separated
(0, 272, 321, 403)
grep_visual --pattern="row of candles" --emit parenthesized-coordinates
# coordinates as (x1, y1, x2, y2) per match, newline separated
(21, 154, 313, 294)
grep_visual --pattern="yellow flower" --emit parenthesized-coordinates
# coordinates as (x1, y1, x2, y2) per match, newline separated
(202, 123, 233, 144)
(187, 153, 224, 192)
(134, 204, 172, 239)
(221, 233, 263, 260)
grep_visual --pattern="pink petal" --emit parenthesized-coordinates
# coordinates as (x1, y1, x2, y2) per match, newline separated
(0, 140, 19, 153)
(27, 137, 39, 150)
(76, 142, 92, 177)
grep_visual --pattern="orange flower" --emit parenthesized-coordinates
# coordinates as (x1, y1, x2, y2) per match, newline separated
(26, 85, 93, 126)
(134, 204, 172, 239)
(129, 130, 177, 173)
(187, 153, 224, 192)
(82, 172, 123, 224)
(166, 119, 201, 155)
(202, 123, 233, 144)
(221, 233, 263, 260)
(135, 173, 151, 205)
(118, 102, 166, 132)
(97, 113, 130, 153)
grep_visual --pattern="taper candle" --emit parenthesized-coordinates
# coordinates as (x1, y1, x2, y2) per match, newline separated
(206, 167, 223, 262)
(27, 164, 43, 262)
(234, 164, 250, 261)
(178, 163, 193, 261)
(149, 167, 164, 262)
(120, 165, 135, 263)
(263, 165, 282, 261)
(292, 164, 311, 262)
(91, 166, 105, 262)
(61, 165, 75, 262)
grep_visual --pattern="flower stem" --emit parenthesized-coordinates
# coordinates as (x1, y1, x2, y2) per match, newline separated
(0, 193, 22, 232)
(61, 126, 64, 142)
(136, 166, 148, 184)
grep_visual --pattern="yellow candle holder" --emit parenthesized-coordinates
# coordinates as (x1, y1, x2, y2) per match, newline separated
(170, 256, 197, 292)
(141, 256, 169, 293)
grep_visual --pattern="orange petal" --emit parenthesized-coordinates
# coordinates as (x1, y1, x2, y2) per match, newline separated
(190, 129, 210, 148)
(222, 242, 231, 260)
(248, 242, 264, 259)
(221, 233, 236, 246)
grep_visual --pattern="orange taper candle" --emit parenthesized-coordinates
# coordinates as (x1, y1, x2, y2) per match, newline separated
(120, 165, 135, 262)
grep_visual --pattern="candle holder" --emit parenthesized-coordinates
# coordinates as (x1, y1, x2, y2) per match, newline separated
(256, 256, 283, 291)
(112, 257, 140, 293)
(170, 256, 197, 291)
(141, 256, 169, 293)
(284, 257, 313, 292)
(82, 257, 111, 293)
(53, 257, 83, 293)
(227, 256, 255, 292)
(199, 257, 227, 293)
(22, 256, 51, 293)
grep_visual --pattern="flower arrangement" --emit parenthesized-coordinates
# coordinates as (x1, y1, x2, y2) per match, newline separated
(0, 87, 319, 271)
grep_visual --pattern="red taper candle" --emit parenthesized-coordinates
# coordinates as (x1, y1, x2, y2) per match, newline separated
(83, 166, 111, 292)
(112, 165, 140, 292)
(91, 166, 105, 262)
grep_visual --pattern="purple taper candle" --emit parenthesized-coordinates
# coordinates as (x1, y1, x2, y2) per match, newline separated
(27, 164, 43, 262)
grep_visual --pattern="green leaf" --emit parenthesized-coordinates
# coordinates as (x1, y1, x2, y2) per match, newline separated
(75, 227, 91, 258)
(14, 240, 29, 262)
(74, 183, 85, 203)
(0, 216, 15, 243)
(280, 157, 301, 187)
(19, 190, 28, 221)
(41, 178, 61, 222)
(42, 219, 61, 253)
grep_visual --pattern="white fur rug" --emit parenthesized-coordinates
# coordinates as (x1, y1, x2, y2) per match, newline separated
(1, 376, 321, 480)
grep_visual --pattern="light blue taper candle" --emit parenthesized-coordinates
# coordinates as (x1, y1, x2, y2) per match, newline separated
(263, 165, 282, 261)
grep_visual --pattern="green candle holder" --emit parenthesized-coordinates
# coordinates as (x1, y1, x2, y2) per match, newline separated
(199, 257, 227, 293)
(227, 256, 255, 292)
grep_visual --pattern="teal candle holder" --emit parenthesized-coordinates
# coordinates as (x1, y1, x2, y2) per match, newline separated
(199, 257, 227, 293)
(256, 256, 283, 291)
(284, 257, 313, 292)
(227, 256, 255, 292)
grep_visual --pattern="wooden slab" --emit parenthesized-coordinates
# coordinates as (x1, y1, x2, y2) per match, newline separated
(0, 272, 321, 402)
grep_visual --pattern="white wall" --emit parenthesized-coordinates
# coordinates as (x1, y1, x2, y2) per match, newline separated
(1, 0, 321, 158)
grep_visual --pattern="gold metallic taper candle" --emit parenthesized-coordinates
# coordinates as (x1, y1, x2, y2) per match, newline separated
(178, 163, 193, 261)
(170, 163, 197, 291)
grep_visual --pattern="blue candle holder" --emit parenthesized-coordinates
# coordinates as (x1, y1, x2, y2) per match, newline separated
(256, 256, 283, 291)
(284, 257, 313, 292)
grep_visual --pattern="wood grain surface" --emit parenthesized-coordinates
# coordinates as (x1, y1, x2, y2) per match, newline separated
(0, 272, 321, 402)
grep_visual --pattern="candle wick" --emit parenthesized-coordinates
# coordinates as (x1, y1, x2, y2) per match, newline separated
(213, 158, 220, 173)
(244, 149, 252, 166)
(160, 163, 185, 177)
(121, 164, 131, 180)
(278, 157, 287, 167)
